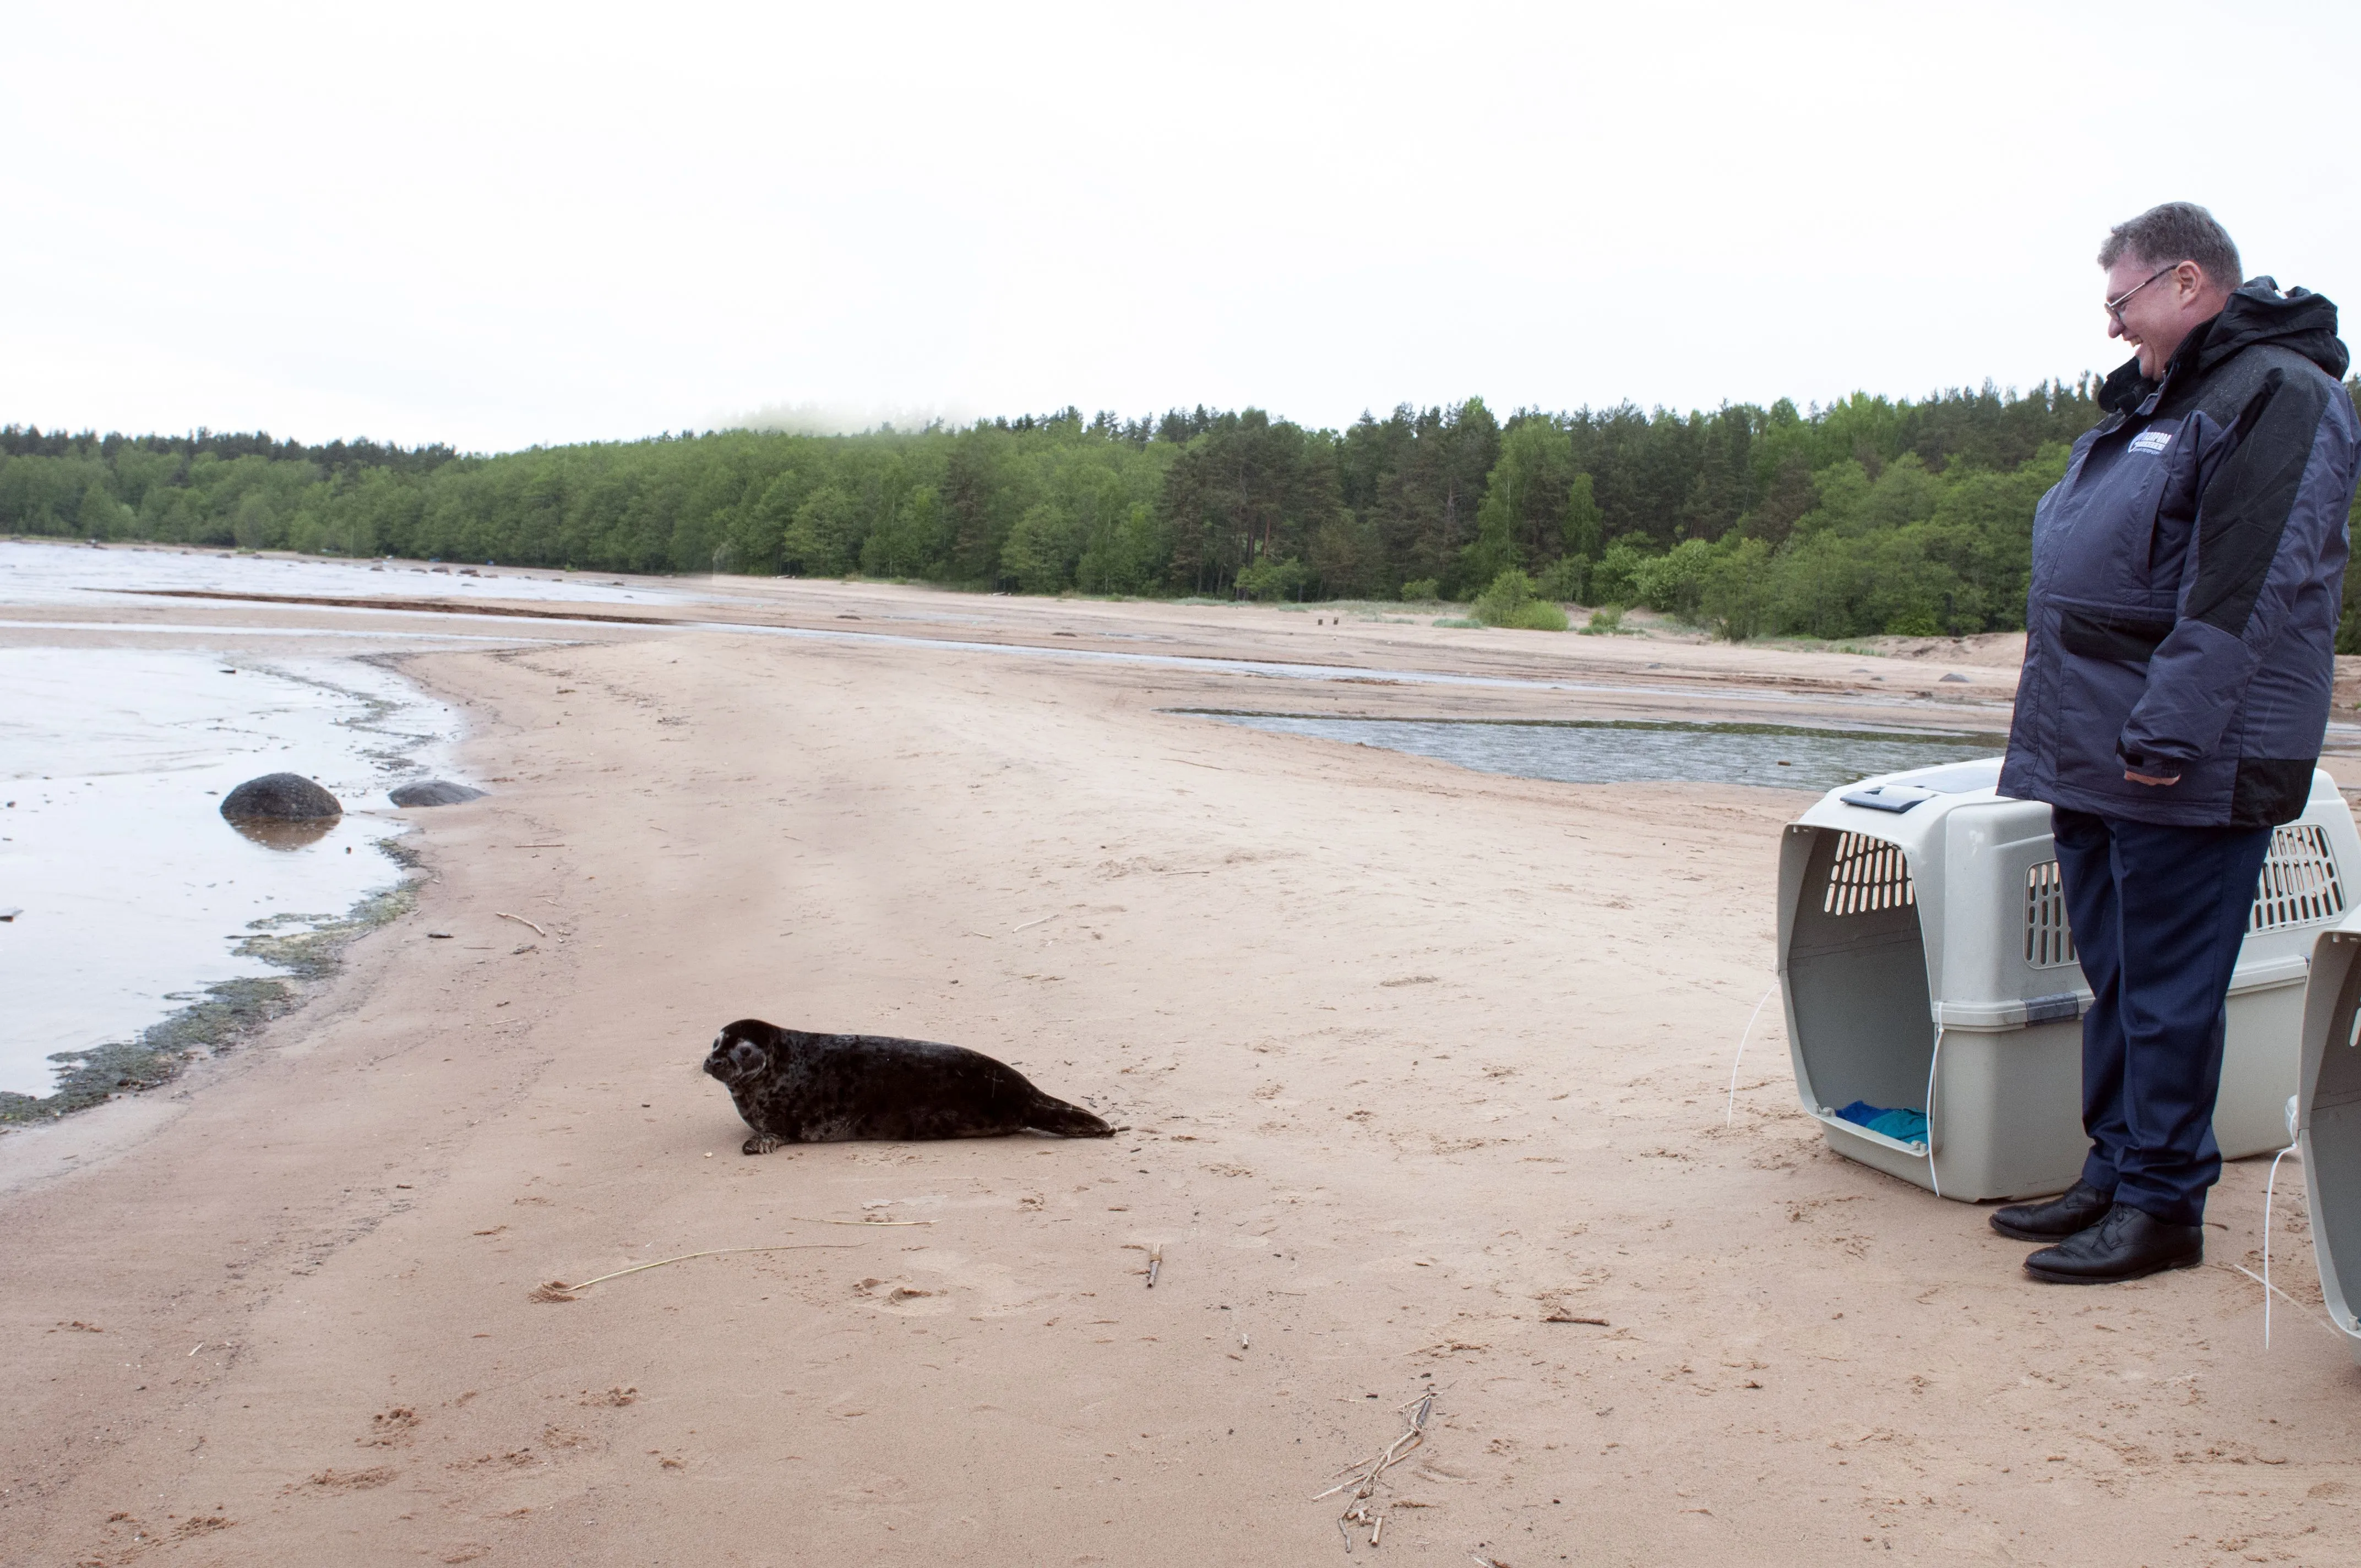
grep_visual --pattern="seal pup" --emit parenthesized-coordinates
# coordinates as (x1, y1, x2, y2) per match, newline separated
(704, 1019, 1114, 1154)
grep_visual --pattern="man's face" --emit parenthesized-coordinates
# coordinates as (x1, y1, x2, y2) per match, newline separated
(2106, 254, 2207, 380)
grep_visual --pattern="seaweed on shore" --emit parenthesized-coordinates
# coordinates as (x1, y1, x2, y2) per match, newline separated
(0, 845, 421, 1128)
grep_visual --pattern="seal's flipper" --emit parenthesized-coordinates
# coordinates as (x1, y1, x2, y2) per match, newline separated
(1025, 1096, 1114, 1137)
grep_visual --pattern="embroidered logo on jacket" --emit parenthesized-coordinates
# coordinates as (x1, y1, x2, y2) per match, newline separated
(2129, 429, 2173, 454)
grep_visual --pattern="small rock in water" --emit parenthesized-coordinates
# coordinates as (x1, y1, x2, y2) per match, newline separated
(390, 778, 487, 808)
(220, 772, 342, 821)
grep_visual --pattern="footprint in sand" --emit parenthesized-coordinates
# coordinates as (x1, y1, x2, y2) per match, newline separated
(852, 1277, 949, 1316)
(848, 1249, 1047, 1318)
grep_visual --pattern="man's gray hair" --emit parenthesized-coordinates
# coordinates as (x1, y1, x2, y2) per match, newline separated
(2098, 202, 2243, 290)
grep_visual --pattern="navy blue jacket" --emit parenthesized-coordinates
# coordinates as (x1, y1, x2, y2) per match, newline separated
(2001, 280, 2360, 829)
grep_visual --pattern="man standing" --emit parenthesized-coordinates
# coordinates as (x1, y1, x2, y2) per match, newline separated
(1994, 203, 2360, 1283)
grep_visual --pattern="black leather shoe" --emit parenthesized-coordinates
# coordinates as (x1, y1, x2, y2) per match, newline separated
(2023, 1203, 2202, 1284)
(1990, 1179, 2116, 1242)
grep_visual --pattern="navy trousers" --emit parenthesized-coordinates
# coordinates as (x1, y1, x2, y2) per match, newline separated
(2050, 807, 2274, 1226)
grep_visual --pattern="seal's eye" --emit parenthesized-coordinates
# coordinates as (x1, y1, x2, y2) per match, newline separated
(730, 1039, 764, 1073)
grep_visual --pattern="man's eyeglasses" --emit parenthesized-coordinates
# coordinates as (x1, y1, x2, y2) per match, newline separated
(2106, 263, 2182, 324)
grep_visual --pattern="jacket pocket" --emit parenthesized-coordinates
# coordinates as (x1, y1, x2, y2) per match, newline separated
(2052, 625, 2152, 795)
(2059, 606, 2173, 661)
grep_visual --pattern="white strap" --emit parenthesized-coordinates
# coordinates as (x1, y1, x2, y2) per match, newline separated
(1724, 983, 1778, 1129)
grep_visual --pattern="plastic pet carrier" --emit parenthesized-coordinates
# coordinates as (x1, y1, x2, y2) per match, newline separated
(2297, 916, 2361, 1362)
(1778, 758, 2357, 1202)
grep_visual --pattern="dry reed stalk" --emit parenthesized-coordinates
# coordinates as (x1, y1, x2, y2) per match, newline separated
(495, 911, 548, 937)
(531, 1242, 862, 1302)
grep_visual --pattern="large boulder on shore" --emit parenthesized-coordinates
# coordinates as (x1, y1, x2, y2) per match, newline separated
(389, 778, 486, 808)
(219, 772, 342, 821)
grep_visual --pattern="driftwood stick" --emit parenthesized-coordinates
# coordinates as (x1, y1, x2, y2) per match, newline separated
(494, 911, 548, 937)
(1314, 1385, 1438, 1542)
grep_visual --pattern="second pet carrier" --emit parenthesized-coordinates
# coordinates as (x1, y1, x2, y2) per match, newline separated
(2296, 917, 2361, 1363)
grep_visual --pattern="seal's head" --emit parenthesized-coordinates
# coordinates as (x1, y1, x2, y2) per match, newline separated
(705, 1019, 783, 1086)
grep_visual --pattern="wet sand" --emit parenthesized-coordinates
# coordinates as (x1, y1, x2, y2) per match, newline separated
(4, 559, 2359, 1566)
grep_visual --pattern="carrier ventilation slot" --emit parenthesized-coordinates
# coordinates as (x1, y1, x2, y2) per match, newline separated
(1821, 832, 1914, 916)
(2024, 860, 2077, 968)
(2249, 823, 2346, 934)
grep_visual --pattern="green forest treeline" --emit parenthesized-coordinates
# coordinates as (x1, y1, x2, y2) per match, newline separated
(7, 383, 2360, 644)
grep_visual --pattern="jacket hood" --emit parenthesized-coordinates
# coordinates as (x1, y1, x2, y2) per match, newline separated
(2199, 277, 2348, 379)
(2099, 277, 2349, 413)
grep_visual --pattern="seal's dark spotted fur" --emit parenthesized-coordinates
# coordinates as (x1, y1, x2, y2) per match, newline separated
(704, 1019, 1114, 1154)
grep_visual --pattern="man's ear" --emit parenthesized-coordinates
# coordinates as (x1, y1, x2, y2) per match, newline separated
(2179, 260, 2233, 308)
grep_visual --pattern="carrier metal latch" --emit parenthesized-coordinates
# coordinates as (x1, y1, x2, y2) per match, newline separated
(2023, 993, 2082, 1024)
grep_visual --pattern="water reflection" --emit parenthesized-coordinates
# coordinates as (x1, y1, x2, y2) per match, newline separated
(226, 816, 339, 851)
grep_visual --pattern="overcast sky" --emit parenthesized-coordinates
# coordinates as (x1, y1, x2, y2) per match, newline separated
(7, 1, 2356, 453)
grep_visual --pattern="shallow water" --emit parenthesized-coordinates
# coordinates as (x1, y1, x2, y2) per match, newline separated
(1194, 712, 2003, 793)
(0, 537, 720, 610)
(0, 618, 542, 643)
(0, 647, 460, 1098)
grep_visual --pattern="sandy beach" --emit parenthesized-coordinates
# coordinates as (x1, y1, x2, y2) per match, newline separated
(5, 560, 2359, 1566)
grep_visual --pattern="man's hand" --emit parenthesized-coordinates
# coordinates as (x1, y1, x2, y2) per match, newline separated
(2124, 770, 2182, 786)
